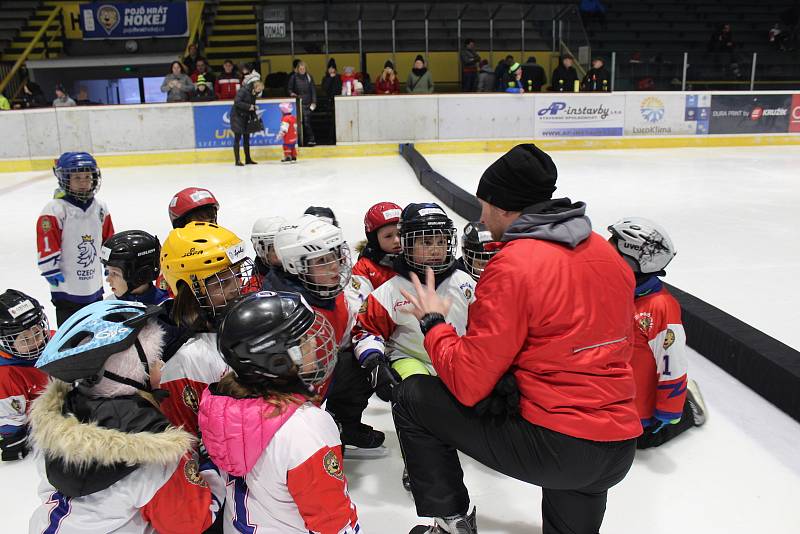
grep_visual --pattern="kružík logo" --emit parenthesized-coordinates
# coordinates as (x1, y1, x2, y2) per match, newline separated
(790, 94, 800, 133)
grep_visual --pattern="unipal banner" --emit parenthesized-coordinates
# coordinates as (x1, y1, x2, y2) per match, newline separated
(624, 94, 709, 136)
(534, 95, 625, 137)
(709, 94, 791, 134)
(193, 101, 296, 149)
(80, 2, 188, 39)
(790, 94, 800, 133)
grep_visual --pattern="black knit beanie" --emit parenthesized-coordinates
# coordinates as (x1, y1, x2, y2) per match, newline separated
(476, 144, 557, 211)
(327, 58, 337, 70)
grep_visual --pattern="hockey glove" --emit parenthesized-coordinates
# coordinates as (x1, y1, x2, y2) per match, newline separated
(44, 271, 65, 287)
(362, 350, 400, 402)
(1, 425, 30, 461)
(474, 373, 521, 422)
(645, 415, 681, 434)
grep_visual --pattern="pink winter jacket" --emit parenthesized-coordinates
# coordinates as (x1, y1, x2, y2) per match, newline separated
(197, 385, 302, 476)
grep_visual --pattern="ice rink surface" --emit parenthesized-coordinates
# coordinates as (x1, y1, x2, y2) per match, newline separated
(1, 147, 799, 533)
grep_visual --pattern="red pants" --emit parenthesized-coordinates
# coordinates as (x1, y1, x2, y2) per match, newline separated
(283, 143, 297, 158)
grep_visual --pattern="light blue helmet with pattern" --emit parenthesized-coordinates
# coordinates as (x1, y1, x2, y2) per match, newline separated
(36, 300, 161, 385)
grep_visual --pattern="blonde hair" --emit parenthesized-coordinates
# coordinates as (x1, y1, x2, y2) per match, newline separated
(216, 372, 318, 414)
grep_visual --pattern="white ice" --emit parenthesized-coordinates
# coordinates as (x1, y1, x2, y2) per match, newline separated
(1, 148, 799, 533)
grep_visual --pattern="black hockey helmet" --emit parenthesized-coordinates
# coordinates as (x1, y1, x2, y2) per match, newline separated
(0, 289, 50, 360)
(217, 291, 338, 388)
(101, 230, 161, 289)
(461, 221, 498, 281)
(399, 202, 457, 274)
(303, 206, 339, 227)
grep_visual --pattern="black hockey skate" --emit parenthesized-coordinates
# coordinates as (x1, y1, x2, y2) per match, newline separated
(281, 156, 292, 163)
(341, 423, 388, 459)
(410, 507, 477, 534)
(686, 379, 707, 426)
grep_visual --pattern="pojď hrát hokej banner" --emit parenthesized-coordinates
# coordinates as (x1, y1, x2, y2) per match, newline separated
(80, 2, 188, 39)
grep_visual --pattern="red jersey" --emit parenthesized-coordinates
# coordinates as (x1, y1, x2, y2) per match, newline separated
(0, 353, 49, 438)
(632, 285, 688, 423)
(280, 113, 298, 145)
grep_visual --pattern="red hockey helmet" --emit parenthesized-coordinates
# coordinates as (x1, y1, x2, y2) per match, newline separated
(168, 187, 219, 226)
(364, 202, 402, 234)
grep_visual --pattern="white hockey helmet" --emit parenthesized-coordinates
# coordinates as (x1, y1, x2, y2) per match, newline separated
(251, 216, 286, 263)
(274, 215, 352, 299)
(608, 217, 676, 274)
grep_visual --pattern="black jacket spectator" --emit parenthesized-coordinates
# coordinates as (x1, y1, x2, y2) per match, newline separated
(708, 24, 735, 52)
(581, 59, 611, 92)
(322, 58, 343, 98)
(183, 44, 199, 74)
(20, 81, 47, 108)
(287, 70, 317, 106)
(551, 59, 579, 92)
(521, 57, 546, 93)
(230, 85, 255, 135)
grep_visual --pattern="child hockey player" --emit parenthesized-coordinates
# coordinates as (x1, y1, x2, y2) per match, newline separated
(352, 202, 476, 489)
(269, 215, 385, 458)
(345, 201, 402, 313)
(455, 221, 498, 281)
(158, 222, 254, 436)
(37, 151, 115, 325)
(249, 216, 286, 290)
(101, 230, 167, 305)
(198, 291, 362, 534)
(167, 186, 219, 229)
(304, 205, 339, 227)
(29, 300, 223, 533)
(275, 101, 298, 162)
(0, 290, 50, 461)
(608, 217, 707, 448)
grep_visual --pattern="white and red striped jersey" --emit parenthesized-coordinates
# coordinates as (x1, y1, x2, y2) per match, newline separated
(352, 270, 476, 369)
(36, 197, 114, 303)
(159, 333, 229, 437)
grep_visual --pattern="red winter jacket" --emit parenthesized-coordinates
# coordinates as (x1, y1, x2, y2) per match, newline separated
(425, 200, 642, 442)
(375, 76, 400, 94)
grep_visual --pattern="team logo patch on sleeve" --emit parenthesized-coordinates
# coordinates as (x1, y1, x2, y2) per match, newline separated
(635, 312, 653, 335)
(323, 449, 344, 481)
(182, 386, 199, 412)
(184, 459, 208, 487)
(351, 278, 361, 290)
(358, 300, 368, 314)
(663, 329, 676, 349)
(40, 218, 51, 233)
(10, 398, 23, 414)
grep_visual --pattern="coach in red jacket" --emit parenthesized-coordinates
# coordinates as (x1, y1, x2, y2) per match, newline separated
(395, 144, 642, 534)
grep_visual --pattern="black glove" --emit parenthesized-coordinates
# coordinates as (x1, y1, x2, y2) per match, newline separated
(1, 425, 30, 461)
(362, 351, 401, 402)
(474, 373, 521, 422)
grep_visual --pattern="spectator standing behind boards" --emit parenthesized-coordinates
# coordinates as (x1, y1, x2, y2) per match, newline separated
(406, 55, 434, 94)
(322, 58, 343, 101)
(183, 42, 199, 74)
(52, 85, 76, 107)
(376, 60, 400, 94)
(287, 61, 317, 146)
(460, 38, 480, 92)
(0, 92, 9, 110)
(191, 75, 216, 102)
(75, 86, 96, 106)
(190, 56, 217, 85)
(504, 63, 525, 93)
(521, 56, 546, 93)
(582, 57, 611, 92)
(495, 55, 514, 91)
(708, 23, 735, 52)
(161, 61, 194, 102)
(18, 81, 47, 109)
(215, 59, 241, 100)
(551, 55, 579, 92)
(476, 59, 495, 92)
(341, 66, 358, 96)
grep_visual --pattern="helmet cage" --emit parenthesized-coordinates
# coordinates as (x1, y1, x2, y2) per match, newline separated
(251, 235, 277, 264)
(462, 247, 497, 280)
(191, 258, 255, 315)
(290, 312, 338, 387)
(56, 165, 101, 202)
(402, 227, 457, 274)
(296, 244, 353, 299)
(0, 315, 50, 360)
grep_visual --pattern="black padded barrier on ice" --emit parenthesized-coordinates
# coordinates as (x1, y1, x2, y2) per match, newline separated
(399, 142, 800, 424)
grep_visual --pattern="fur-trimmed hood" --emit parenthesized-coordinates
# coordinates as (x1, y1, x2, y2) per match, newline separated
(29, 380, 195, 497)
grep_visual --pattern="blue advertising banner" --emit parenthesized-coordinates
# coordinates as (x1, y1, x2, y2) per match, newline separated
(80, 2, 188, 40)
(193, 101, 296, 149)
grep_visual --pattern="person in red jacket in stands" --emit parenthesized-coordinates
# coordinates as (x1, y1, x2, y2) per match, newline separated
(214, 59, 241, 100)
(394, 144, 641, 534)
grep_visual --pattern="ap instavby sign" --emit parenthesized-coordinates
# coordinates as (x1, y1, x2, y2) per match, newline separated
(534, 94, 625, 137)
(624, 94, 709, 136)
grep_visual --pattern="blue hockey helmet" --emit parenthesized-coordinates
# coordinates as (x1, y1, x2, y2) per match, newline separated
(53, 151, 101, 201)
(36, 300, 161, 386)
